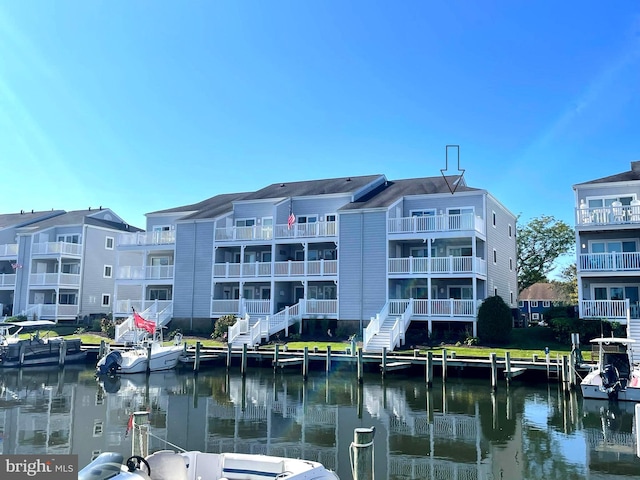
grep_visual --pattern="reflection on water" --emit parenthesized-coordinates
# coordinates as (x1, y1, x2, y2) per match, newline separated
(0, 366, 639, 479)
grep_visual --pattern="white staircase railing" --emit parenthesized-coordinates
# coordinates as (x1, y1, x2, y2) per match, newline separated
(227, 313, 249, 345)
(114, 301, 173, 343)
(229, 302, 304, 347)
(389, 299, 414, 351)
(364, 302, 389, 348)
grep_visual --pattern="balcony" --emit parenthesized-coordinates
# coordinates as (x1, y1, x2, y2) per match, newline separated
(388, 213, 485, 236)
(389, 299, 479, 317)
(579, 299, 635, 322)
(215, 221, 337, 242)
(213, 260, 338, 279)
(0, 243, 18, 258)
(118, 231, 176, 247)
(25, 303, 79, 320)
(0, 273, 16, 287)
(210, 298, 338, 317)
(31, 242, 82, 256)
(116, 265, 175, 280)
(388, 256, 487, 276)
(578, 252, 640, 273)
(114, 299, 173, 316)
(576, 205, 640, 228)
(30, 273, 81, 287)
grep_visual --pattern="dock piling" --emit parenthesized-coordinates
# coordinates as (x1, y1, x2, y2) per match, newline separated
(357, 348, 363, 383)
(241, 343, 247, 377)
(381, 347, 387, 378)
(351, 427, 375, 480)
(226, 342, 232, 370)
(303, 346, 309, 380)
(58, 340, 67, 367)
(131, 411, 149, 458)
(490, 353, 498, 391)
(426, 351, 433, 388)
(193, 341, 201, 372)
(442, 349, 448, 382)
(326, 345, 331, 373)
(504, 351, 511, 387)
(273, 344, 279, 371)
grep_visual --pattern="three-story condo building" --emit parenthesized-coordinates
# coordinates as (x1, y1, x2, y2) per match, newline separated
(574, 160, 640, 355)
(0, 208, 139, 321)
(113, 174, 517, 351)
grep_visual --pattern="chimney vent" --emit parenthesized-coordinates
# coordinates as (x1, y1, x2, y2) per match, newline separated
(632, 161, 640, 173)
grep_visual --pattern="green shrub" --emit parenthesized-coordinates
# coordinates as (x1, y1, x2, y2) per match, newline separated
(548, 317, 623, 344)
(477, 296, 512, 344)
(212, 314, 237, 340)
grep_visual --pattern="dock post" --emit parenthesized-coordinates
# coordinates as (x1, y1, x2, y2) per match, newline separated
(636, 404, 640, 458)
(504, 351, 511, 387)
(131, 411, 149, 458)
(568, 351, 576, 388)
(303, 346, 309, 380)
(146, 343, 152, 373)
(490, 353, 498, 391)
(99, 340, 106, 359)
(426, 351, 433, 388)
(193, 341, 201, 372)
(381, 347, 387, 378)
(326, 345, 331, 373)
(273, 344, 279, 371)
(561, 355, 569, 393)
(352, 427, 375, 480)
(241, 343, 247, 378)
(357, 347, 363, 384)
(58, 340, 67, 367)
(226, 342, 232, 370)
(441, 349, 448, 383)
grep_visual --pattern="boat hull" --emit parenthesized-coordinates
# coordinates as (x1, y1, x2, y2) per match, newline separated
(0, 338, 86, 368)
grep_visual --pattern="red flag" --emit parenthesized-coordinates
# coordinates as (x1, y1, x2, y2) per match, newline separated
(134, 311, 156, 334)
(124, 414, 134, 438)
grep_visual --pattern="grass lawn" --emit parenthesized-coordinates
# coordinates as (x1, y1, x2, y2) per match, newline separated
(40, 325, 591, 362)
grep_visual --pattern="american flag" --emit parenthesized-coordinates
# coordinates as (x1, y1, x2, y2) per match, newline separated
(287, 210, 296, 230)
(11, 263, 21, 270)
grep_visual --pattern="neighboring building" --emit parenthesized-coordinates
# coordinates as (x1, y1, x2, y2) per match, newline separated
(573, 160, 640, 354)
(518, 282, 564, 325)
(0, 208, 139, 321)
(114, 173, 517, 351)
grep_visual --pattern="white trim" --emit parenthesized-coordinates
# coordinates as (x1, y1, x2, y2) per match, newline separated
(105, 236, 114, 250)
(101, 294, 111, 307)
(103, 265, 113, 278)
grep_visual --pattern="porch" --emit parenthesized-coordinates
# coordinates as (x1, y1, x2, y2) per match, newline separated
(117, 230, 176, 247)
(214, 220, 337, 242)
(213, 259, 338, 279)
(579, 299, 637, 323)
(388, 256, 487, 276)
(31, 241, 82, 256)
(388, 213, 485, 236)
(211, 298, 338, 318)
(116, 265, 175, 280)
(0, 243, 18, 258)
(578, 252, 640, 272)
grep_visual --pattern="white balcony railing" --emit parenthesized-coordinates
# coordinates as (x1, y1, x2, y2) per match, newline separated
(31, 242, 82, 256)
(576, 205, 640, 227)
(389, 298, 480, 317)
(388, 213, 485, 235)
(24, 304, 79, 319)
(116, 265, 175, 280)
(29, 273, 81, 286)
(114, 299, 173, 316)
(213, 260, 337, 278)
(215, 221, 337, 242)
(305, 299, 338, 316)
(578, 252, 640, 272)
(211, 299, 241, 315)
(579, 299, 631, 321)
(0, 273, 16, 287)
(388, 256, 487, 275)
(274, 261, 305, 276)
(118, 230, 176, 246)
(0, 243, 18, 257)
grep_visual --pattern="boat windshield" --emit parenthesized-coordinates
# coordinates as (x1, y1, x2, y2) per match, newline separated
(78, 452, 124, 480)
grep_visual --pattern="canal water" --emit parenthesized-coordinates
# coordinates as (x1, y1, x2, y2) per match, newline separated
(0, 364, 639, 479)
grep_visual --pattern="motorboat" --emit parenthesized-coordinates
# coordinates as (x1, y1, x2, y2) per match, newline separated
(0, 320, 86, 367)
(79, 449, 340, 480)
(580, 337, 640, 401)
(96, 332, 185, 375)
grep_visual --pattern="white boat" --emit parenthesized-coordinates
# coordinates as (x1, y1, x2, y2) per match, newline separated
(580, 337, 640, 401)
(0, 320, 86, 367)
(79, 449, 340, 480)
(97, 332, 185, 375)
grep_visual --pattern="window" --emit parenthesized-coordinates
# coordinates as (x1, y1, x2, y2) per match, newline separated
(151, 256, 170, 266)
(448, 246, 472, 256)
(493, 249, 497, 264)
(104, 265, 112, 278)
(326, 214, 336, 222)
(509, 258, 513, 271)
(510, 292, 514, 304)
(532, 313, 540, 320)
(590, 240, 637, 253)
(105, 237, 114, 249)
(235, 218, 256, 227)
(59, 293, 77, 305)
(411, 209, 436, 217)
(531, 301, 538, 307)
(296, 215, 318, 224)
(101, 294, 110, 307)
(494, 287, 498, 296)
(448, 207, 474, 229)
(508, 224, 512, 237)
(518, 300, 524, 307)
(543, 301, 550, 307)
(149, 288, 170, 301)
(60, 263, 80, 274)
(93, 420, 104, 437)
(492, 211, 496, 227)
(587, 195, 634, 208)
(57, 234, 80, 243)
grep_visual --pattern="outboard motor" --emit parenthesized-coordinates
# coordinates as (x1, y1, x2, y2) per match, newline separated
(96, 350, 123, 376)
(600, 364, 621, 399)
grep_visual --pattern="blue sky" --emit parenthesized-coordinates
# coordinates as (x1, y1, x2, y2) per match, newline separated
(1, 1, 639, 231)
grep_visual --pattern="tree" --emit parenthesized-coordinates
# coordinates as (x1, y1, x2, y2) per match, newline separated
(477, 295, 512, 344)
(551, 263, 578, 304)
(517, 215, 575, 292)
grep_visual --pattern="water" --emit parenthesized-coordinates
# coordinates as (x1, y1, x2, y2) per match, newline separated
(0, 364, 639, 479)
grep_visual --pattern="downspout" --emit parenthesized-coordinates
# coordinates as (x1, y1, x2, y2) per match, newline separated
(190, 221, 196, 331)
(360, 212, 364, 335)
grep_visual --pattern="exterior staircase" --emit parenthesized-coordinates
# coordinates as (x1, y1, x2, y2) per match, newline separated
(114, 302, 173, 344)
(228, 303, 303, 348)
(628, 317, 640, 361)
(363, 299, 414, 353)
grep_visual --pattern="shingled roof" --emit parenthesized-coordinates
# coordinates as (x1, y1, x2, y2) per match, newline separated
(574, 160, 640, 186)
(519, 283, 564, 301)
